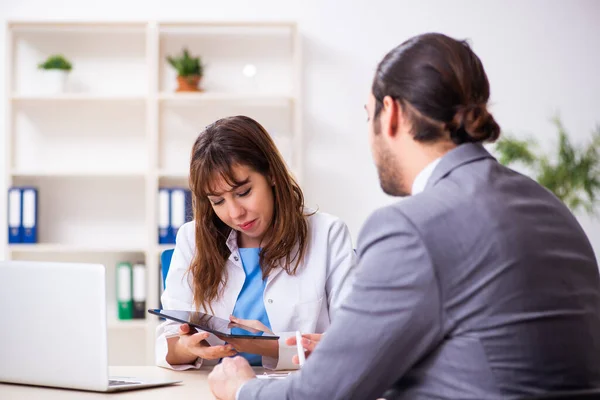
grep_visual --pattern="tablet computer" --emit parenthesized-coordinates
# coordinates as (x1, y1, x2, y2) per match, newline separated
(148, 309, 280, 340)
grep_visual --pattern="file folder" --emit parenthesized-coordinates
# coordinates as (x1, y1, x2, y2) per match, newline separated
(21, 187, 38, 244)
(132, 262, 146, 319)
(158, 188, 170, 244)
(184, 189, 193, 223)
(7, 188, 22, 244)
(116, 262, 133, 320)
(170, 188, 188, 241)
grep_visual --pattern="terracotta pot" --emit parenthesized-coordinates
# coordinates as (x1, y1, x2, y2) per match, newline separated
(176, 75, 202, 92)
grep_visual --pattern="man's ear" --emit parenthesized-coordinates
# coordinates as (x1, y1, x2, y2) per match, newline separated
(381, 95, 400, 139)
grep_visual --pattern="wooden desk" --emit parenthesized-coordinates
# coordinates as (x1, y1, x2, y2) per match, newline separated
(0, 366, 262, 399)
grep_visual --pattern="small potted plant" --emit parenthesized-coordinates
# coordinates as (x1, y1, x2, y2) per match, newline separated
(38, 54, 73, 94)
(166, 48, 204, 92)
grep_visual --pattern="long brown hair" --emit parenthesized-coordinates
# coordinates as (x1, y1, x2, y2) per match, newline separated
(188, 115, 308, 312)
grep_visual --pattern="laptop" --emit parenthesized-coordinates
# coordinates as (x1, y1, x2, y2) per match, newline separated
(0, 260, 181, 392)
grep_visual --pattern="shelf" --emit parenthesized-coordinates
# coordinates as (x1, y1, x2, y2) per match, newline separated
(9, 21, 147, 32)
(159, 21, 295, 29)
(5, 19, 301, 367)
(158, 92, 293, 104)
(8, 244, 147, 253)
(11, 171, 146, 179)
(108, 319, 148, 330)
(158, 170, 188, 179)
(11, 93, 293, 104)
(12, 94, 147, 102)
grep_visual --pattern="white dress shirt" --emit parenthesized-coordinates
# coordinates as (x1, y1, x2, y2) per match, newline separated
(156, 210, 357, 372)
(411, 157, 442, 195)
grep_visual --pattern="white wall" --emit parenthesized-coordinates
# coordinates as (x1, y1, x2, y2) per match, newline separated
(1, 0, 600, 258)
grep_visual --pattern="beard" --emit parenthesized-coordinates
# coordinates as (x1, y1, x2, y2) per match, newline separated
(373, 120, 410, 197)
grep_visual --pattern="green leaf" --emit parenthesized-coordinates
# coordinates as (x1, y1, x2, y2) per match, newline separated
(166, 47, 203, 77)
(494, 135, 537, 166)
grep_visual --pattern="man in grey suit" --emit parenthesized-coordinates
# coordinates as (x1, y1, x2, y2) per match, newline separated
(208, 32, 600, 399)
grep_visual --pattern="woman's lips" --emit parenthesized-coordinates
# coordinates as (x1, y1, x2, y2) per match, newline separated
(239, 219, 257, 231)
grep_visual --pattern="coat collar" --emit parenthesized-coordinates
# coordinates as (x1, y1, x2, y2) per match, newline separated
(425, 143, 495, 190)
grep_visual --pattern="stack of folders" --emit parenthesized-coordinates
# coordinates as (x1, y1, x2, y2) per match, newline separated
(116, 262, 147, 320)
(7, 187, 38, 244)
(158, 188, 193, 244)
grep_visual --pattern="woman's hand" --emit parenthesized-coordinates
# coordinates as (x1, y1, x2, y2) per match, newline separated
(285, 333, 323, 364)
(221, 316, 279, 359)
(177, 323, 238, 360)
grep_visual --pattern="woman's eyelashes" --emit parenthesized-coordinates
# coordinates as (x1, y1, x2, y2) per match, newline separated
(237, 188, 251, 197)
(208, 188, 251, 206)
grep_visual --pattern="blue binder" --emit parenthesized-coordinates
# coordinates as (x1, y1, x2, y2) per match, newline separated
(158, 188, 171, 244)
(7, 187, 22, 244)
(21, 187, 38, 244)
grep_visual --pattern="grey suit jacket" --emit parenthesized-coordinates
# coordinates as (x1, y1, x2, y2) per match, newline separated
(240, 143, 600, 400)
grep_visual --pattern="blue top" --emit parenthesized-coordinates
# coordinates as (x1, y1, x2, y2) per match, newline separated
(230, 248, 272, 366)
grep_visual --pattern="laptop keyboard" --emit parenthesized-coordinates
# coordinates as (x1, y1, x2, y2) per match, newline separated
(109, 379, 142, 386)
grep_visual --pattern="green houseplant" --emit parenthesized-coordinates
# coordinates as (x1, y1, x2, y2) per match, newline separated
(38, 54, 73, 94)
(166, 48, 204, 92)
(38, 54, 73, 71)
(494, 117, 600, 215)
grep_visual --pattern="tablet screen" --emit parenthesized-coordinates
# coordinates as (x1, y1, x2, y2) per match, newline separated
(148, 309, 280, 340)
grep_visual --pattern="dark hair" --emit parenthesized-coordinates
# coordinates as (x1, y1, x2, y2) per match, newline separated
(372, 32, 500, 144)
(188, 115, 309, 312)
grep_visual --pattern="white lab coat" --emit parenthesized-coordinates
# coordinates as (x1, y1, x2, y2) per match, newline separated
(155, 211, 357, 371)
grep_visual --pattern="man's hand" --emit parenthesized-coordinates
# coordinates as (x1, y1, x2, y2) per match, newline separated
(285, 333, 323, 364)
(208, 356, 256, 400)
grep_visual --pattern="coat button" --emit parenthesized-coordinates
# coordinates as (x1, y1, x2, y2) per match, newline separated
(268, 299, 273, 304)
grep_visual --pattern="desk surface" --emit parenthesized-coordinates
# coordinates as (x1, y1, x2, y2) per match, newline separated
(0, 366, 261, 399)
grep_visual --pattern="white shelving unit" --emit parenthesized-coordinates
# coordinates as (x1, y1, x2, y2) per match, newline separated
(3, 20, 302, 365)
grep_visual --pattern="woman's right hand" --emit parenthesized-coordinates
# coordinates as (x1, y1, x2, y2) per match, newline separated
(177, 324, 238, 360)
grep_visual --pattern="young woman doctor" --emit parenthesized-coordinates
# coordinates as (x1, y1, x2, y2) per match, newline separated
(156, 115, 357, 371)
